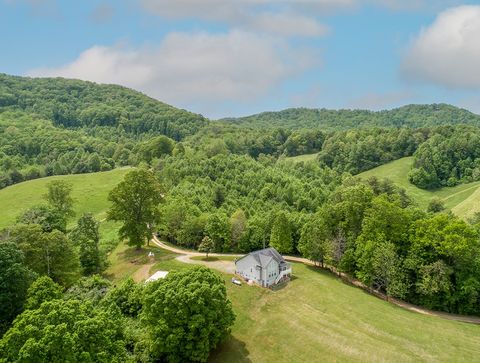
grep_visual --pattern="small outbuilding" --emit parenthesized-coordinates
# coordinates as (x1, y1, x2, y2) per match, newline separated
(146, 270, 169, 282)
(235, 247, 291, 288)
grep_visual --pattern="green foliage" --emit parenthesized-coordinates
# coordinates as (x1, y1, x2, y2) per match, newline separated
(7, 224, 80, 286)
(205, 212, 232, 252)
(230, 209, 247, 251)
(298, 212, 332, 267)
(226, 104, 480, 130)
(427, 198, 445, 213)
(138, 135, 175, 163)
(65, 275, 112, 305)
(0, 299, 127, 362)
(0, 73, 207, 138)
(17, 204, 67, 233)
(142, 266, 235, 362)
(0, 242, 36, 334)
(24, 276, 63, 310)
(44, 180, 75, 218)
(270, 211, 293, 254)
(198, 236, 214, 258)
(71, 213, 105, 275)
(156, 153, 342, 252)
(0, 73, 208, 189)
(409, 127, 480, 189)
(108, 169, 163, 249)
(104, 278, 143, 318)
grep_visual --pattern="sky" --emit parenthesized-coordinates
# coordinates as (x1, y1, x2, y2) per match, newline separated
(1, 0, 480, 119)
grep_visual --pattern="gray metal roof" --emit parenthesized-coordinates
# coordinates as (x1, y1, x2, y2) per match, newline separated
(238, 247, 287, 269)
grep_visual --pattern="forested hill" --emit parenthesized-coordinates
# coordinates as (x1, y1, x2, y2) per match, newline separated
(222, 104, 480, 130)
(0, 73, 208, 140)
(0, 74, 209, 189)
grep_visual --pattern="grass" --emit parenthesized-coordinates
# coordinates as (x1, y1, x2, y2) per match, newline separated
(106, 247, 480, 362)
(191, 255, 238, 262)
(357, 157, 480, 217)
(105, 241, 180, 283)
(0, 168, 131, 256)
(0, 168, 131, 229)
(282, 152, 319, 163)
(209, 263, 480, 362)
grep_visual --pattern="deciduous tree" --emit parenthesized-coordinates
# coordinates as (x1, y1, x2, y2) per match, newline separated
(142, 266, 235, 362)
(107, 169, 163, 249)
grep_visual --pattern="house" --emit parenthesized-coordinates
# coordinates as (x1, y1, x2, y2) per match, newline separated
(235, 247, 292, 287)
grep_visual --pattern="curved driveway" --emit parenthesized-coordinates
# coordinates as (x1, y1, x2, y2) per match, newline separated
(151, 236, 480, 324)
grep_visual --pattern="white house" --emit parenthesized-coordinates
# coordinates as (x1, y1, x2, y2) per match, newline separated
(235, 247, 292, 287)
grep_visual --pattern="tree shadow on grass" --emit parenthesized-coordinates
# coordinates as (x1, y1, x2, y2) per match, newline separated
(208, 335, 251, 363)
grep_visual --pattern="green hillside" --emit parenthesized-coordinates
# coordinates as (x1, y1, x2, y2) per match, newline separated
(223, 104, 480, 130)
(0, 168, 129, 229)
(0, 73, 208, 139)
(133, 257, 480, 362)
(357, 157, 480, 217)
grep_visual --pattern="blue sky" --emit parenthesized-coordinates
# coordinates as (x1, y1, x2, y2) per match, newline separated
(1, 0, 480, 118)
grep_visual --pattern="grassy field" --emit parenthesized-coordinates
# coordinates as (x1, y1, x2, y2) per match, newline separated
(357, 157, 480, 217)
(0, 168, 130, 230)
(142, 257, 480, 362)
(190, 255, 238, 262)
(282, 152, 319, 163)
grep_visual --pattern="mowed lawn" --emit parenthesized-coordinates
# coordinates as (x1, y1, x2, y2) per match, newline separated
(358, 157, 480, 217)
(145, 257, 480, 362)
(0, 168, 130, 229)
(282, 152, 319, 163)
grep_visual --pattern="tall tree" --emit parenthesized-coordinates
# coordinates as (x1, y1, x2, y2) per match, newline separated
(107, 169, 163, 249)
(0, 243, 36, 334)
(70, 213, 104, 275)
(8, 225, 80, 286)
(270, 212, 293, 254)
(44, 180, 75, 219)
(142, 266, 235, 362)
(230, 209, 247, 251)
(298, 214, 332, 267)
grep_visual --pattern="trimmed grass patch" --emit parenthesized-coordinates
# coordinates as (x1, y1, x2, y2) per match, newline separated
(210, 263, 480, 362)
(0, 168, 131, 229)
(191, 255, 238, 262)
(105, 241, 179, 283)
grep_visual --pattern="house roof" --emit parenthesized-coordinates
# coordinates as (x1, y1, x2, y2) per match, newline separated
(236, 247, 287, 269)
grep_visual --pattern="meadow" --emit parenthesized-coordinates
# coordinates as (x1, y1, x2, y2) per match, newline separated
(140, 255, 480, 362)
(0, 168, 130, 230)
(357, 157, 480, 218)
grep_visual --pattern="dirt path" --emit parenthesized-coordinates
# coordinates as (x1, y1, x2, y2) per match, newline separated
(151, 236, 480, 325)
(176, 254, 236, 274)
(132, 262, 155, 283)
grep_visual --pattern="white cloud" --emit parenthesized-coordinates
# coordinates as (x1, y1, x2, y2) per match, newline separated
(370, 0, 463, 12)
(139, 0, 342, 37)
(250, 12, 329, 37)
(28, 31, 319, 109)
(402, 5, 480, 88)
